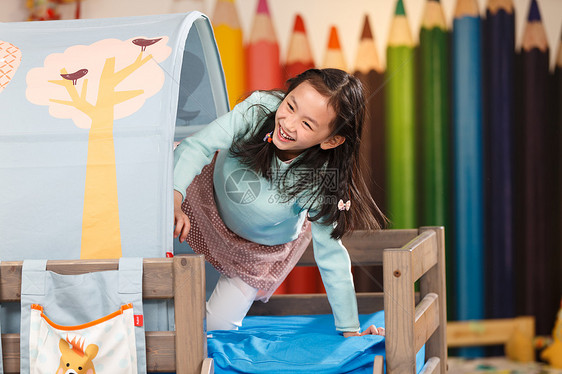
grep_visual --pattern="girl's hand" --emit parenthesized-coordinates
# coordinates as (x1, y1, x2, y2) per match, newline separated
(174, 190, 191, 243)
(343, 325, 385, 338)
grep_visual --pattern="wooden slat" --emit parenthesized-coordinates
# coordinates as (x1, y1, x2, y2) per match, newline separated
(201, 358, 214, 374)
(404, 230, 437, 282)
(383, 247, 416, 373)
(2, 331, 178, 373)
(248, 292, 386, 316)
(1, 333, 19, 374)
(174, 255, 206, 374)
(373, 355, 385, 374)
(298, 229, 419, 266)
(145, 331, 176, 372)
(419, 227, 448, 372)
(0, 259, 175, 302)
(418, 357, 440, 374)
(447, 316, 535, 347)
(414, 293, 440, 353)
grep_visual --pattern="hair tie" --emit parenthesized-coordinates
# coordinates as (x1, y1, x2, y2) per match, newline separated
(263, 131, 273, 143)
(338, 199, 351, 211)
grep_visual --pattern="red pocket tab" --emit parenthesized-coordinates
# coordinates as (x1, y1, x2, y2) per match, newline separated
(134, 315, 143, 327)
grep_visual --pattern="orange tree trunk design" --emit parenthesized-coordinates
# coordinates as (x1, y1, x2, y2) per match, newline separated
(50, 52, 150, 258)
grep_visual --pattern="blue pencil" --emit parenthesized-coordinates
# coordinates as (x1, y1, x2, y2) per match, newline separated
(453, 0, 484, 356)
(516, 0, 554, 335)
(483, 0, 515, 321)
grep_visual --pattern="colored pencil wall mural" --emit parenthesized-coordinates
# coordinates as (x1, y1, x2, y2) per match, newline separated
(483, 0, 516, 322)
(26, 37, 171, 259)
(284, 14, 315, 81)
(322, 26, 347, 71)
(212, 0, 246, 107)
(385, 0, 416, 229)
(352, 15, 385, 293)
(419, 0, 452, 316)
(246, 0, 282, 91)
(452, 0, 484, 350)
(282, 14, 323, 294)
(515, 0, 557, 335)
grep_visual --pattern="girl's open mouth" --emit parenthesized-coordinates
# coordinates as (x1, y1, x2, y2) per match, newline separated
(278, 126, 295, 142)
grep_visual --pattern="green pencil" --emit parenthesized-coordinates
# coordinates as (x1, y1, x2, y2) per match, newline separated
(419, 0, 452, 317)
(419, 0, 449, 231)
(385, 0, 416, 229)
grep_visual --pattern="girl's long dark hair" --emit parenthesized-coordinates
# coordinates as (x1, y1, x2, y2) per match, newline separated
(230, 68, 386, 239)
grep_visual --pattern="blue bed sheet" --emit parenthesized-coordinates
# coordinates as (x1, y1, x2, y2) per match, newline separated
(207, 311, 426, 373)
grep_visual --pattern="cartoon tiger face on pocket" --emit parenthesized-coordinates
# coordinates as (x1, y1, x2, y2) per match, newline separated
(57, 336, 99, 374)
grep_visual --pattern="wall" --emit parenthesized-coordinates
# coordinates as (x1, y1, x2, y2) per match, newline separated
(2, 0, 561, 68)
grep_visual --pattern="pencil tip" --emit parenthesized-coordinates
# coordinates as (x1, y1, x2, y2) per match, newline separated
(395, 0, 406, 16)
(257, 0, 269, 15)
(361, 15, 373, 40)
(528, 0, 541, 22)
(293, 14, 305, 33)
(328, 26, 341, 49)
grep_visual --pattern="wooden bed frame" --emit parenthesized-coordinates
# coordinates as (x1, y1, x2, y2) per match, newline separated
(1, 227, 446, 374)
(0, 254, 213, 374)
(248, 226, 448, 374)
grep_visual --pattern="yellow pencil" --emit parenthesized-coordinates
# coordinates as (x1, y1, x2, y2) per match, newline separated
(212, 0, 246, 108)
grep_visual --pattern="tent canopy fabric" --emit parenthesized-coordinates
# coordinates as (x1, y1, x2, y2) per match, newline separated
(0, 12, 229, 261)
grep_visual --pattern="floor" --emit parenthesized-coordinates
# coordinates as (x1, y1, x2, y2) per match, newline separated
(448, 357, 562, 374)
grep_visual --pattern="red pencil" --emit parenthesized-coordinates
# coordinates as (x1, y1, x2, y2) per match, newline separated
(284, 14, 315, 81)
(246, 0, 283, 91)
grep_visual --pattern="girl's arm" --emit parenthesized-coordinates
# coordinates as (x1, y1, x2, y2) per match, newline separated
(310, 220, 361, 333)
(311, 221, 385, 337)
(174, 91, 274, 201)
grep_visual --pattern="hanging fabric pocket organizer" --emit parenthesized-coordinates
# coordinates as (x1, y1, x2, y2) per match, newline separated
(20, 258, 146, 374)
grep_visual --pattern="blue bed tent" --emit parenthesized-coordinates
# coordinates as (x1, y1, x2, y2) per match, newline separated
(0, 12, 228, 332)
(0, 12, 228, 261)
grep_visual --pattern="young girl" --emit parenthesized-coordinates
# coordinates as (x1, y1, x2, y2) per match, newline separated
(173, 68, 385, 337)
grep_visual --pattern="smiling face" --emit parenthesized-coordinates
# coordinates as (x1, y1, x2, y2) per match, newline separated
(273, 81, 344, 161)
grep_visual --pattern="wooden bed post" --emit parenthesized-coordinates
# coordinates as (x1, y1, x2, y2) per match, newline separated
(419, 226, 448, 373)
(174, 254, 207, 374)
(383, 244, 416, 373)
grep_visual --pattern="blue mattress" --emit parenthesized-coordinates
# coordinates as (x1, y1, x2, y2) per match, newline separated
(207, 311, 426, 373)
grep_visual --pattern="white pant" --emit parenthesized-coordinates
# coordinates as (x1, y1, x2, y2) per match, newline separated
(206, 275, 258, 331)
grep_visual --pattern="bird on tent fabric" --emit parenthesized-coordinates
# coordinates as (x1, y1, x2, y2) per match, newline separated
(60, 69, 88, 85)
(132, 38, 163, 52)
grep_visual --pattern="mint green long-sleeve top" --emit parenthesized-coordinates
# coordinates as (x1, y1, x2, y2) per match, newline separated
(173, 91, 360, 332)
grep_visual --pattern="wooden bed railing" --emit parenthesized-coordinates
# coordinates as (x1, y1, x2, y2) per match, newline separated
(248, 226, 448, 374)
(0, 254, 212, 374)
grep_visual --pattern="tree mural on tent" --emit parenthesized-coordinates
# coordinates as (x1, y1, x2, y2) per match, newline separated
(26, 37, 171, 259)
